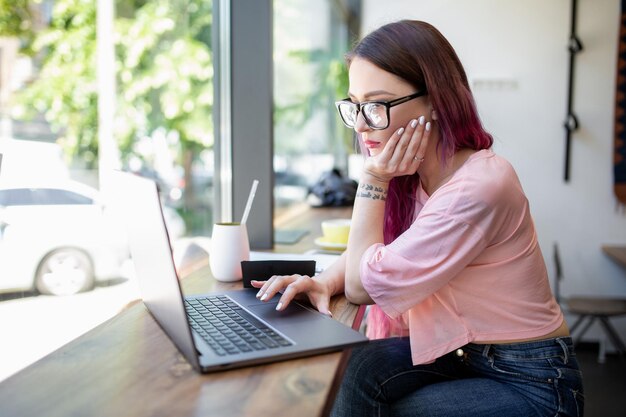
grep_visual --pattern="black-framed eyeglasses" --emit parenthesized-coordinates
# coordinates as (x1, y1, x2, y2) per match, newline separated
(334, 90, 427, 130)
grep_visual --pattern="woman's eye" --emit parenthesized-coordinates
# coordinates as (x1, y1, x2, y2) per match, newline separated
(365, 104, 386, 125)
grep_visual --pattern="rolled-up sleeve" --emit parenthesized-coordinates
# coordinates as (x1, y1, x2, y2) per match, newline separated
(361, 208, 488, 319)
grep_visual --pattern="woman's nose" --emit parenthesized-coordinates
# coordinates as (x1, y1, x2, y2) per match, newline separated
(353, 112, 370, 133)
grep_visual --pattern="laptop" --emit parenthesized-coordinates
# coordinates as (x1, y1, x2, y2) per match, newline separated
(110, 170, 367, 373)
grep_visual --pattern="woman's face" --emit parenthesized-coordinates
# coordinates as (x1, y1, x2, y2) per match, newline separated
(348, 57, 430, 156)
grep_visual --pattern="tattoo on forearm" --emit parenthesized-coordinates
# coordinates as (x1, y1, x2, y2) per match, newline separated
(356, 183, 387, 201)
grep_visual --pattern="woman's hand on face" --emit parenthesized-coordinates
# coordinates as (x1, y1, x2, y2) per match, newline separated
(251, 275, 333, 316)
(363, 116, 431, 183)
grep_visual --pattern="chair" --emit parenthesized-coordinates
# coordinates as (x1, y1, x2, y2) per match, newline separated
(553, 243, 626, 361)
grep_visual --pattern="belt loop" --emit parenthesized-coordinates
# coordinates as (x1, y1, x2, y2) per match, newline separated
(556, 338, 569, 364)
(482, 344, 492, 358)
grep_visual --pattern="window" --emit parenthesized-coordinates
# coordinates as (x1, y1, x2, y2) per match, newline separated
(0, 189, 36, 206)
(39, 189, 94, 205)
(0, 0, 213, 382)
(273, 0, 360, 216)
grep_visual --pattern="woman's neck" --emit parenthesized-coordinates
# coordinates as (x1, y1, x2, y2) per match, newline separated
(419, 148, 476, 196)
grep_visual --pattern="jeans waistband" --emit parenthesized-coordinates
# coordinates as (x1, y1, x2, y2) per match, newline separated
(463, 337, 575, 362)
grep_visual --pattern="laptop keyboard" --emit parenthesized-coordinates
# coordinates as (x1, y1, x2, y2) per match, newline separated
(185, 295, 293, 356)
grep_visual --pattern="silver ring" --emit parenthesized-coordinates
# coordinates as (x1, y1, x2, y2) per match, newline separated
(414, 156, 424, 162)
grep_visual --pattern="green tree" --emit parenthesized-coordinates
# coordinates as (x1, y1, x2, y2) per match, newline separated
(115, 0, 213, 209)
(4, 0, 213, 211)
(0, 0, 37, 54)
(272, 0, 356, 173)
(274, 49, 350, 156)
(12, 0, 99, 165)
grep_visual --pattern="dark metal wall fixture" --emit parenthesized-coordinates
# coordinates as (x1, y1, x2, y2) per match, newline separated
(564, 0, 584, 182)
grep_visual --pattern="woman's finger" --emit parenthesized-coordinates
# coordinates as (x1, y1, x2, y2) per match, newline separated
(252, 276, 276, 299)
(313, 293, 332, 317)
(363, 125, 406, 180)
(364, 115, 430, 180)
(275, 275, 314, 311)
(250, 280, 265, 289)
(394, 117, 425, 169)
(377, 126, 405, 164)
(253, 275, 281, 299)
(275, 276, 333, 316)
(411, 120, 431, 166)
(387, 116, 426, 173)
(406, 116, 426, 158)
(256, 274, 300, 302)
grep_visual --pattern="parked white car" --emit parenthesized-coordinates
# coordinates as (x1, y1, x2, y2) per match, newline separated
(0, 179, 185, 296)
(0, 180, 129, 295)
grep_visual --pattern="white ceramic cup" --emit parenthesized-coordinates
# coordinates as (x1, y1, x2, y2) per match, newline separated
(209, 222, 250, 282)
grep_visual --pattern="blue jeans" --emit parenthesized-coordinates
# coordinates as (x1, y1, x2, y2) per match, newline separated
(331, 337, 584, 417)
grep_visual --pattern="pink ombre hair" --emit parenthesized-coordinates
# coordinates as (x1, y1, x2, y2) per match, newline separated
(349, 20, 493, 339)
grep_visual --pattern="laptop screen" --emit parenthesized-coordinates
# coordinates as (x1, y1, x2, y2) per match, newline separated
(110, 170, 201, 370)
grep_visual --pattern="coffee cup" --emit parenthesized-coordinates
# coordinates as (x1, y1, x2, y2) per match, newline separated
(321, 219, 351, 245)
(209, 222, 250, 282)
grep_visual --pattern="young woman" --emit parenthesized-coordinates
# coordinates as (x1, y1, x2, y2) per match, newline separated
(252, 20, 584, 416)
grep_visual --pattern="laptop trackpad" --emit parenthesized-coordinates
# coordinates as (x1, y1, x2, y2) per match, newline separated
(246, 301, 321, 324)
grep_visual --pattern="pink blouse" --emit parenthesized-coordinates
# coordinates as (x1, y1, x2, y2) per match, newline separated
(360, 149, 563, 365)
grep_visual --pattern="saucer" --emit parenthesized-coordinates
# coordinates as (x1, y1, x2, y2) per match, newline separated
(314, 237, 347, 251)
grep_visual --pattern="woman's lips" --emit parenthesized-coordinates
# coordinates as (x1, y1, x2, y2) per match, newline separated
(363, 140, 381, 149)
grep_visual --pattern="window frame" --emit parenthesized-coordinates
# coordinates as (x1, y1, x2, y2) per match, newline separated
(213, 0, 274, 249)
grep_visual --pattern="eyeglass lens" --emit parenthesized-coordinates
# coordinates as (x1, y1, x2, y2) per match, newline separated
(338, 102, 388, 129)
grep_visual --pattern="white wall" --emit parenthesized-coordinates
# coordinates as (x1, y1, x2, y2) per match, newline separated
(362, 0, 626, 346)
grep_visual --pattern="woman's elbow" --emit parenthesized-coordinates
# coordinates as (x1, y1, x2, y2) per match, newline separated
(344, 281, 374, 305)
(344, 262, 375, 304)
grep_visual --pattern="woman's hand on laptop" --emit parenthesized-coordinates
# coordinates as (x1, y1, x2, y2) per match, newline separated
(251, 274, 333, 316)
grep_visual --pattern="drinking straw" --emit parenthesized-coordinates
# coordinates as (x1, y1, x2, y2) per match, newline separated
(240, 179, 259, 225)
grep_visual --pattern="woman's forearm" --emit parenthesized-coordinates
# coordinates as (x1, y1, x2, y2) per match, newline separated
(344, 175, 388, 304)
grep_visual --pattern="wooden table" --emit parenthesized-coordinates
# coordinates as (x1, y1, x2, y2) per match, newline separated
(0, 205, 363, 417)
(602, 245, 626, 268)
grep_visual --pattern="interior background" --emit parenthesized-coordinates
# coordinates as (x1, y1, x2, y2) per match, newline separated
(361, 0, 626, 347)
